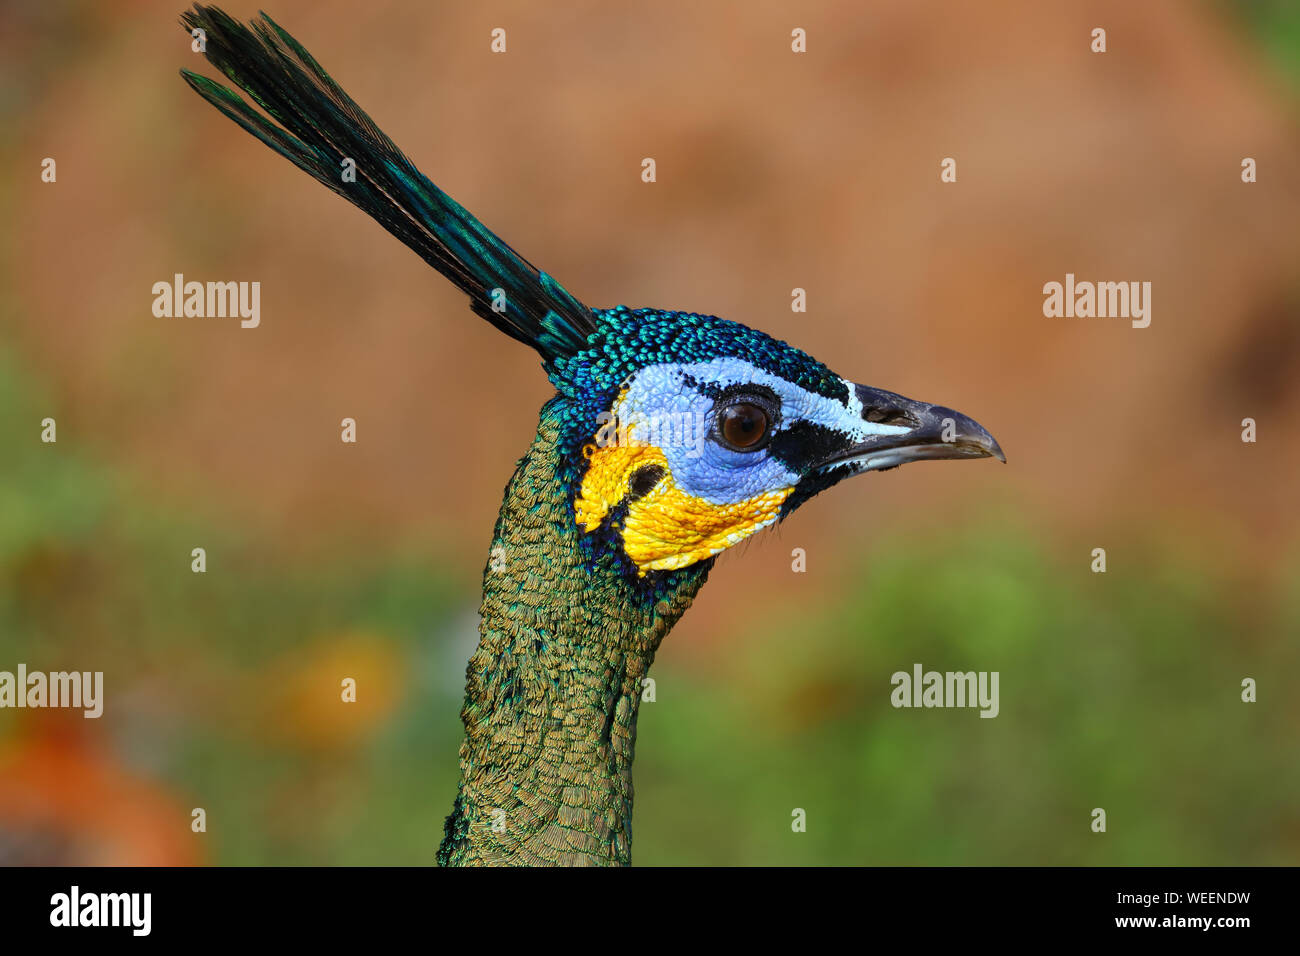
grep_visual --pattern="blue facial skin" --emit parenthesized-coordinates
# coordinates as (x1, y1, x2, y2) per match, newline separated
(609, 358, 905, 507)
(550, 308, 909, 508)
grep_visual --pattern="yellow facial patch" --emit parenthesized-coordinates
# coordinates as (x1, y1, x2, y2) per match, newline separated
(575, 441, 792, 574)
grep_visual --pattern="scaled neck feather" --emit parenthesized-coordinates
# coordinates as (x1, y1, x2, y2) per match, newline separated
(437, 397, 710, 866)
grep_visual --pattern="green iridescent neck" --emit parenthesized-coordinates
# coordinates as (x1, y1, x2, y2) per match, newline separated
(437, 397, 711, 866)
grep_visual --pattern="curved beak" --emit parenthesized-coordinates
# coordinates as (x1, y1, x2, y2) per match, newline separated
(817, 384, 1006, 474)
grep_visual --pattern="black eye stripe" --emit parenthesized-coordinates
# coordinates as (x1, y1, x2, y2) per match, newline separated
(676, 367, 847, 406)
(681, 374, 781, 409)
(767, 420, 853, 473)
(714, 382, 779, 405)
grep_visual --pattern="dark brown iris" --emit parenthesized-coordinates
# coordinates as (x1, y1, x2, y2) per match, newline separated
(719, 402, 770, 449)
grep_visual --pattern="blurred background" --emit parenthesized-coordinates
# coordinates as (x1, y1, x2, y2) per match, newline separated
(0, 0, 1297, 865)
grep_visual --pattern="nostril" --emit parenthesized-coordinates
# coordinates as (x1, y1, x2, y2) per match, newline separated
(863, 406, 917, 427)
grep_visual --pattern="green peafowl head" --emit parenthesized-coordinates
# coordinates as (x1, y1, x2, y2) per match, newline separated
(548, 307, 1003, 577)
(179, 4, 1004, 584)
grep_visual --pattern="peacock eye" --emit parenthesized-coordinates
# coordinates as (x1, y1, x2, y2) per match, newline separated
(717, 401, 770, 451)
